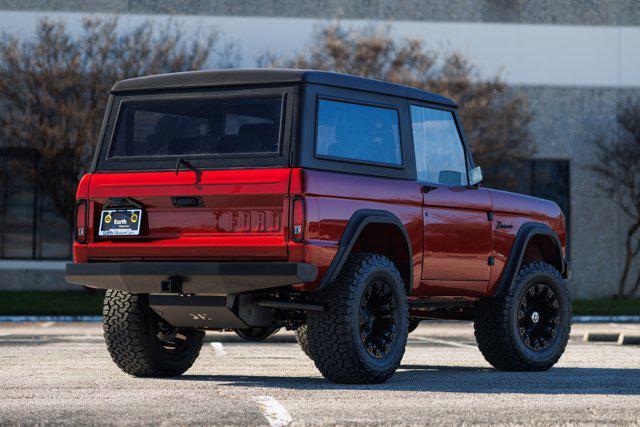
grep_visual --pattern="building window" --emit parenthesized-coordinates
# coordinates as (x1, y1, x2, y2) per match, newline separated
(513, 159, 571, 249)
(0, 148, 72, 260)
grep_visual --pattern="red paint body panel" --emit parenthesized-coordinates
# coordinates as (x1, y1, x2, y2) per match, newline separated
(73, 168, 291, 263)
(486, 189, 566, 295)
(75, 167, 566, 299)
(420, 186, 492, 296)
(289, 169, 423, 293)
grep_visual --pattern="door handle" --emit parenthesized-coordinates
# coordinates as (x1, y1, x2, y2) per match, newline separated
(171, 196, 204, 208)
(421, 185, 438, 194)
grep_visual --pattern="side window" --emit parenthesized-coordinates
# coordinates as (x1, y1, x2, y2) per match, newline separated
(316, 99, 402, 166)
(410, 106, 468, 185)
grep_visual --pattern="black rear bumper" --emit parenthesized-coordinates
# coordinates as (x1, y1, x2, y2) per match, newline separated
(66, 262, 317, 295)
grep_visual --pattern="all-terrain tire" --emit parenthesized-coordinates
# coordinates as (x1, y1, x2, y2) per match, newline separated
(306, 252, 409, 384)
(473, 261, 571, 371)
(408, 318, 422, 334)
(103, 290, 205, 377)
(295, 325, 312, 359)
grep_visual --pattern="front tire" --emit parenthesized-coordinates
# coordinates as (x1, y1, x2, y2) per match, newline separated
(295, 325, 312, 358)
(306, 253, 408, 384)
(103, 290, 205, 377)
(473, 261, 571, 371)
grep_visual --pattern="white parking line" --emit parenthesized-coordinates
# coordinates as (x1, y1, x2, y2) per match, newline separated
(412, 336, 477, 349)
(254, 395, 292, 427)
(210, 342, 226, 356)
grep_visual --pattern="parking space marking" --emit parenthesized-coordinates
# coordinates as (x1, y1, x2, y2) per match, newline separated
(210, 342, 226, 356)
(412, 336, 477, 349)
(254, 395, 292, 427)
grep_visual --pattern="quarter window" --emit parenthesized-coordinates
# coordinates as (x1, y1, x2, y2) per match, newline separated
(315, 99, 402, 166)
(410, 106, 468, 185)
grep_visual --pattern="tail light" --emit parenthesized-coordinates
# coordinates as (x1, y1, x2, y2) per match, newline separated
(75, 200, 88, 243)
(291, 196, 305, 242)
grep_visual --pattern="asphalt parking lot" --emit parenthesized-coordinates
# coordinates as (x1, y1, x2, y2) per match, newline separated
(1, 321, 639, 425)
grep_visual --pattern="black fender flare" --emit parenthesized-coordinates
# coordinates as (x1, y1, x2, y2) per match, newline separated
(492, 221, 566, 299)
(315, 209, 413, 294)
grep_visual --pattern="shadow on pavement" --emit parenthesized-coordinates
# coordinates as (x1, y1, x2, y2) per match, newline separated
(178, 365, 640, 395)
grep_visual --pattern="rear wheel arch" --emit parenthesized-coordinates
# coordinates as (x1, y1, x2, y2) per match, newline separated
(316, 209, 413, 296)
(493, 222, 565, 298)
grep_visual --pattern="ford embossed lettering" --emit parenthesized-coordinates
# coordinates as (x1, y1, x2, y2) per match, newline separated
(99, 209, 142, 236)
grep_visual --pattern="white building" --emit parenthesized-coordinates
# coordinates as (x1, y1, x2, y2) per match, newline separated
(0, 0, 638, 298)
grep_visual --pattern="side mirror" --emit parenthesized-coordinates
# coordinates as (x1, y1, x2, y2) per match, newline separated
(469, 166, 483, 186)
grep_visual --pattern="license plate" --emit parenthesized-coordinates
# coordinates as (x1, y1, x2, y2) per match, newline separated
(99, 209, 142, 236)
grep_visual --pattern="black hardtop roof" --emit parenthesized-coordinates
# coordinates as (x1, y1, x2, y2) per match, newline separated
(111, 68, 457, 108)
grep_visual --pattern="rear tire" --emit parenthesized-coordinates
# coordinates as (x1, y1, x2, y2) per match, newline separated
(306, 253, 408, 384)
(473, 261, 571, 371)
(103, 290, 205, 377)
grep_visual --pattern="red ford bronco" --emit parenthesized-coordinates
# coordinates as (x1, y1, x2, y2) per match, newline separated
(66, 69, 571, 384)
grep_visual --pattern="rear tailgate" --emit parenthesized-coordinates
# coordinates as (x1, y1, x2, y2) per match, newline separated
(76, 168, 291, 262)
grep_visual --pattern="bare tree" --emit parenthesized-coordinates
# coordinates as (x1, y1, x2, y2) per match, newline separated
(592, 101, 640, 298)
(0, 17, 237, 225)
(258, 22, 534, 188)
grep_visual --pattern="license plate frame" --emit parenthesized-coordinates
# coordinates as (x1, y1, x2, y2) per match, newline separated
(98, 208, 142, 237)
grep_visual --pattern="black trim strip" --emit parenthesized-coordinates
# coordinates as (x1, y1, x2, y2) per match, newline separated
(257, 300, 324, 312)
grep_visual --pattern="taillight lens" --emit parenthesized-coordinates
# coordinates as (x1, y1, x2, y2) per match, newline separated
(291, 196, 305, 242)
(75, 200, 87, 243)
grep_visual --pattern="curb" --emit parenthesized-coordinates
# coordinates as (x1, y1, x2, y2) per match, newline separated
(573, 315, 640, 323)
(583, 332, 620, 342)
(0, 315, 639, 323)
(618, 334, 640, 345)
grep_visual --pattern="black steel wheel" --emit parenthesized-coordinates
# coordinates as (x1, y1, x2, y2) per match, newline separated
(305, 252, 408, 384)
(155, 317, 193, 352)
(517, 283, 560, 351)
(474, 261, 571, 371)
(359, 281, 398, 359)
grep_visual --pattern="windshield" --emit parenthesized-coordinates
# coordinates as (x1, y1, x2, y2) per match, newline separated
(108, 96, 283, 159)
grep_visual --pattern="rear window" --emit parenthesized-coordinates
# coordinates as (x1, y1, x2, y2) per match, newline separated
(108, 97, 283, 159)
(315, 99, 402, 166)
